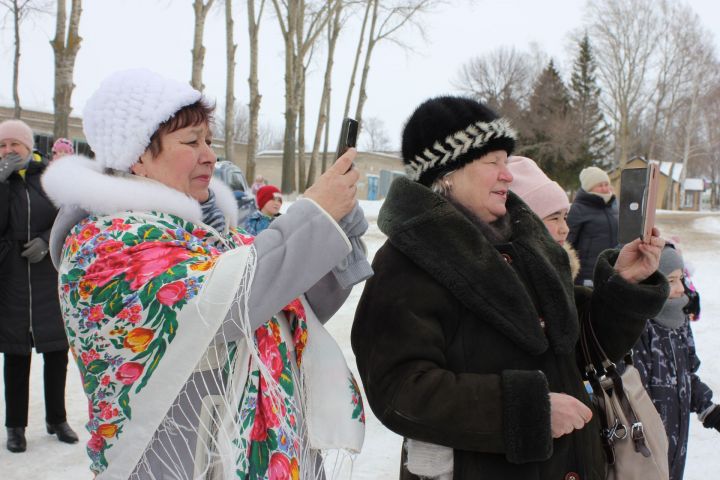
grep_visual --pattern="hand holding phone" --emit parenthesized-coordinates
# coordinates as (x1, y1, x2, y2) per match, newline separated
(336, 118, 358, 172)
(618, 163, 659, 244)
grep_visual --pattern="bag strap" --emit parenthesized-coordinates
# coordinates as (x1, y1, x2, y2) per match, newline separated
(579, 313, 616, 465)
(579, 311, 652, 458)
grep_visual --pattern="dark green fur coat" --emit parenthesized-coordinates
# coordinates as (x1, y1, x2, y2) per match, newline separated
(351, 177, 669, 480)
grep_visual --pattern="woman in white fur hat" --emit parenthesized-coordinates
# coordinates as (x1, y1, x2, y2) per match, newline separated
(42, 69, 370, 479)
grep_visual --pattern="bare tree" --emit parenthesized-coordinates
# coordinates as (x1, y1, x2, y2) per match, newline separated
(361, 116, 390, 151)
(342, 0, 372, 121)
(246, 0, 266, 180)
(271, 0, 332, 193)
(700, 84, 720, 209)
(213, 102, 250, 144)
(455, 46, 536, 113)
(191, 0, 215, 91)
(223, 0, 236, 162)
(307, 0, 343, 188)
(353, 0, 437, 132)
(0, 0, 50, 118)
(50, 0, 81, 139)
(585, 0, 660, 166)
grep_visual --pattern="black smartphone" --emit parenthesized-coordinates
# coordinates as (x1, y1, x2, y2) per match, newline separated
(336, 118, 358, 171)
(618, 163, 659, 244)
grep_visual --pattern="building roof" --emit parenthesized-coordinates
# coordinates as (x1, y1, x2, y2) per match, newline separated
(684, 178, 704, 191)
(654, 160, 684, 182)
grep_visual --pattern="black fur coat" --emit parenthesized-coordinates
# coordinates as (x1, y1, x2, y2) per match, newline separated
(351, 177, 669, 480)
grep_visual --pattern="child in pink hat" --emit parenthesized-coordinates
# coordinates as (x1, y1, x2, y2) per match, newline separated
(51, 138, 74, 161)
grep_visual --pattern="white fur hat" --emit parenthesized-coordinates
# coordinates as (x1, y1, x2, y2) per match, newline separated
(82, 69, 202, 171)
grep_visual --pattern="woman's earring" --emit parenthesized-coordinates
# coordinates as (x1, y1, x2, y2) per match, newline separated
(444, 178, 452, 190)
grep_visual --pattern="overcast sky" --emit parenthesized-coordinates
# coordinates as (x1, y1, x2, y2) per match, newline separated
(1, 0, 719, 150)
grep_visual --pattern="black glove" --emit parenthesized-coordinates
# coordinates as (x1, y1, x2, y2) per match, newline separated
(21, 237, 49, 264)
(0, 152, 27, 182)
(702, 405, 720, 432)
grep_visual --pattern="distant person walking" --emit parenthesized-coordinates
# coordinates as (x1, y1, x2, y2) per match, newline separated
(244, 184, 282, 235)
(567, 166, 618, 286)
(51, 138, 74, 161)
(250, 174, 266, 195)
(0, 119, 78, 453)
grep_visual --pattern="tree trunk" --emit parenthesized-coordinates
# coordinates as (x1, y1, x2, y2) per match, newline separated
(191, 0, 214, 91)
(342, 0, 371, 121)
(297, 65, 307, 193)
(224, 0, 236, 163)
(308, 0, 341, 187)
(321, 95, 331, 173)
(12, 0, 21, 119)
(353, 0, 379, 132)
(51, 0, 83, 140)
(246, 0, 265, 181)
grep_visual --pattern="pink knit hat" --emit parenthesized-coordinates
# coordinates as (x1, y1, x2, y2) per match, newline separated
(52, 137, 74, 156)
(0, 119, 34, 151)
(508, 156, 569, 219)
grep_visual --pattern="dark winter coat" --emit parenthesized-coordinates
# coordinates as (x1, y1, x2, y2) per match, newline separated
(0, 155, 65, 354)
(630, 316, 714, 480)
(567, 188, 619, 286)
(351, 177, 668, 480)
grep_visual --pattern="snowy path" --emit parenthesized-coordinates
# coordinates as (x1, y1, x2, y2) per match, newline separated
(2, 208, 719, 479)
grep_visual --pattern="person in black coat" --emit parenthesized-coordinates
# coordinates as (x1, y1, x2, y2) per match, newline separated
(0, 120, 78, 453)
(567, 166, 619, 287)
(351, 97, 669, 480)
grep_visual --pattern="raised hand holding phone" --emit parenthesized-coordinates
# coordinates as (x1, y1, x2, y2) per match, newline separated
(336, 118, 359, 172)
(304, 148, 359, 221)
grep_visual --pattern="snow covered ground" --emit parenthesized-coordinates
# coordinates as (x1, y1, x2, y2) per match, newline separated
(2, 204, 719, 479)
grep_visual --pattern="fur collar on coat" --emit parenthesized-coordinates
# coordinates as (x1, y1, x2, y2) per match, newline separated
(41, 155, 239, 268)
(378, 176, 579, 356)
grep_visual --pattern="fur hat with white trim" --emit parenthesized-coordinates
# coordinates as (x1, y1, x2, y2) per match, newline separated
(401, 96, 516, 186)
(82, 68, 202, 171)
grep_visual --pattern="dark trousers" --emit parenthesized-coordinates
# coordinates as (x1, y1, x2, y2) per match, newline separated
(3, 350, 69, 428)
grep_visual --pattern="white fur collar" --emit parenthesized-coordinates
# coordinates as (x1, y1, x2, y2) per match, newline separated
(42, 155, 239, 228)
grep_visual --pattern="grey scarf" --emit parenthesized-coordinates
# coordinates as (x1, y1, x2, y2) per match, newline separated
(654, 294, 688, 329)
(200, 190, 227, 233)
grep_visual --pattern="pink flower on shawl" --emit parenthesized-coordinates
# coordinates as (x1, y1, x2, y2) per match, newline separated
(107, 218, 131, 231)
(115, 362, 144, 385)
(86, 305, 104, 324)
(156, 281, 187, 306)
(257, 328, 283, 381)
(250, 407, 268, 441)
(94, 240, 125, 256)
(84, 241, 193, 290)
(268, 452, 292, 480)
(81, 349, 99, 366)
(77, 224, 100, 245)
(88, 432, 105, 452)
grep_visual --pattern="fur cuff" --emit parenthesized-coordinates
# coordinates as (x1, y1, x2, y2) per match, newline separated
(501, 370, 552, 464)
(593, 249, 670, 320)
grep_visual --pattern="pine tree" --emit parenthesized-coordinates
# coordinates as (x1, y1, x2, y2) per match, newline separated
(569, 34, 611, 170)
(522, 60, 577, 187)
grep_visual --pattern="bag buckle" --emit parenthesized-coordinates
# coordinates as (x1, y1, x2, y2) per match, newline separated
(632, 422, 652, 457)
(631, 422, 645, 441)
(604, 418, 627, 440)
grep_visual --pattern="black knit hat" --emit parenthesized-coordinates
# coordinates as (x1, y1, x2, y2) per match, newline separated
(401, 96, 516, 186)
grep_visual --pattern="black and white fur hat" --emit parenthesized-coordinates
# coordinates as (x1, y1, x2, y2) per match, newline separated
(401, 96, 516, 186)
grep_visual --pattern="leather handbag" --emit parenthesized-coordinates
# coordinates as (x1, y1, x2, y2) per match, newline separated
(580, 313, 669, 480)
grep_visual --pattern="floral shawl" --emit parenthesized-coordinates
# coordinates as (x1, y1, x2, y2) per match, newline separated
(58, 210, 364, 479)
